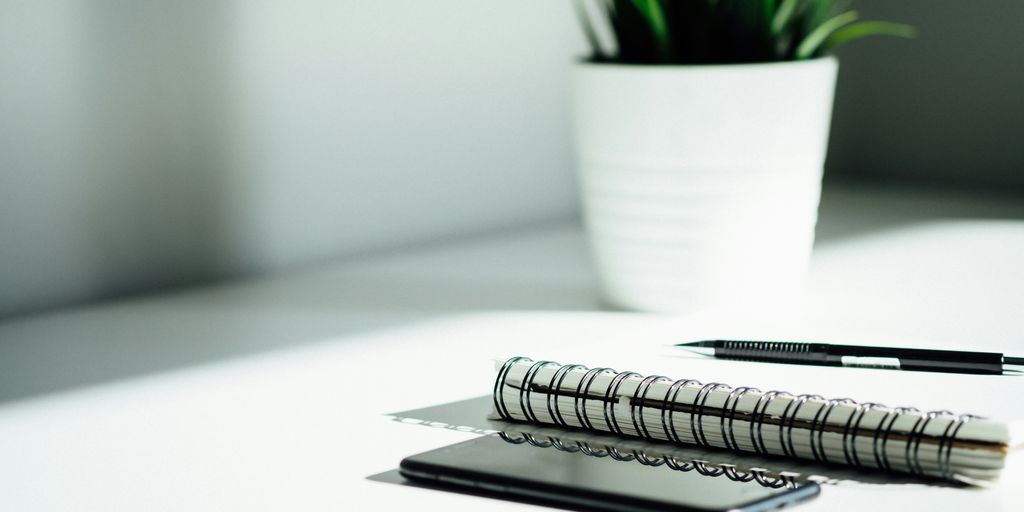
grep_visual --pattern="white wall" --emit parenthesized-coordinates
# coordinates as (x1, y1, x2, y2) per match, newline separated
(0, 1, 585, 318)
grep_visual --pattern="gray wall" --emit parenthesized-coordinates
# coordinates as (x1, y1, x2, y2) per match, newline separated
(828, 0, 1024, 187)
(0, 1, 584, 319)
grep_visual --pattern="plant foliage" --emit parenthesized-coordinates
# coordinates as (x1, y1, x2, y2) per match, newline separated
(575, 0, 915, 64)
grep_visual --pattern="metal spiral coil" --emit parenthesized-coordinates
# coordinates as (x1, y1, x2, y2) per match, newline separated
(493, 356, 986, 480)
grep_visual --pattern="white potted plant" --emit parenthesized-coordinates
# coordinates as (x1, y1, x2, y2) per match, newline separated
(572, 1, 913, 314)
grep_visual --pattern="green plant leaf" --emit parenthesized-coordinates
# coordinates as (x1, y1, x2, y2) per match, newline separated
(574, 0, 606, 60)
(795, 9, 858, 59)
(761, 0, 776, 30)
(819, 20, 917, 53)
(771, 0, 798, 35)
(631, 0, 671, 60)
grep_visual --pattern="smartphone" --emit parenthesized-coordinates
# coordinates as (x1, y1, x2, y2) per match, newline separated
(400, 434, 820, 512)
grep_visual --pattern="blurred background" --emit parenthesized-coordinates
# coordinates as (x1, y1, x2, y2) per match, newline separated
(2, 0, 1023, 320)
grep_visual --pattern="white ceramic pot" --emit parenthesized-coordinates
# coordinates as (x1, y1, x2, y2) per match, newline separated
(573, 57, 838, 314)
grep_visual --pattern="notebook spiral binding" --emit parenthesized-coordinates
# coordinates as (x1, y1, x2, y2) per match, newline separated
(496, 430, 799, 489)
(494, 357, 981, 481)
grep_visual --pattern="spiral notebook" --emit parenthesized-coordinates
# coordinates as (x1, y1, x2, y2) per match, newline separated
(490, 356, 1019, 484)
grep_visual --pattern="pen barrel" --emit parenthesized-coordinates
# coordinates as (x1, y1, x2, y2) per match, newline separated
(877, 349, 1004, 374)
(714, 341, 1007, 374)
(715, 341, 837, 365)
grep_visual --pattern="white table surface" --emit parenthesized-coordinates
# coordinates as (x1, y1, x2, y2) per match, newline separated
(2, 183, 1023, 511)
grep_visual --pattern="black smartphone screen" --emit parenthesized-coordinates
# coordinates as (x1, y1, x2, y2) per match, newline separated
(400, 434, 820, 512)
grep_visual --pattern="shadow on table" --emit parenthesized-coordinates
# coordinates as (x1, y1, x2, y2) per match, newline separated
(0, 224, 602, 404)
(813, 181, 1024, 246)
(3, 183, 1023, 405)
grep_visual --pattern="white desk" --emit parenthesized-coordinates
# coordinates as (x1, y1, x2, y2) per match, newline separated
(1, 183, 1023, 511)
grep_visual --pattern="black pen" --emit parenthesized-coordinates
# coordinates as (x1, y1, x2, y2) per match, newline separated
(675, 340, 1024, 375)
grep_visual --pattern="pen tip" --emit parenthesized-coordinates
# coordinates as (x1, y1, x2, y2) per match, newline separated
(675, 340, 717, 348)
(1004, 356, 1024, 366)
